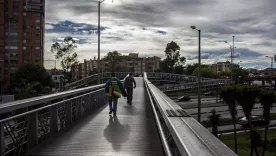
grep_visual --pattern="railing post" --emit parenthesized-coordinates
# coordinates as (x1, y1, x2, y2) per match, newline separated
(27, 112, 38, 148)
(0, 123, 4, 156)
(76, 98, 82, 118)
(66, 101, 72, 126)
(50, 105, 59, 133)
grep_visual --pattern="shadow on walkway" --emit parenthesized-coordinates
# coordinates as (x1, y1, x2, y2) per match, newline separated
(104, 116, 131, 151)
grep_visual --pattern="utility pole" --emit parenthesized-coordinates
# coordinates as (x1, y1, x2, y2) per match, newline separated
(98, 1, 101, 84)
(191, 25, 201, 122)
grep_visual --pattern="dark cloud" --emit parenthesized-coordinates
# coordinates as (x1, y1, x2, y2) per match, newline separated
(46, 20, 106, 34)
(156, 30, 167, 35)
(253, 42, 273, 47)
(44, 0, 276, 67)
(188, 53, 211, 60)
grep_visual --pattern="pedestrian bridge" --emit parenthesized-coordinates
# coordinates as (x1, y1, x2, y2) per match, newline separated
(0, 73, 236, 156)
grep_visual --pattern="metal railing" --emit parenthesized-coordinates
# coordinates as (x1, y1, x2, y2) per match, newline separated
(144, 72, 237, 156)
(146, 72, 213, 84)
(159, 79, 232, 93)
(62, 72, 128, 91)
(0, 84, 107, 156)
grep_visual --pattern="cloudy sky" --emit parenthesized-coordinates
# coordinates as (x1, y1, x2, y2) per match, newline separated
(44, 0, 276, 70)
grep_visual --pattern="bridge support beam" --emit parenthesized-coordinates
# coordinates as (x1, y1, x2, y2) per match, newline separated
(262, 80, 265, 88)
(27, 112, 38, 148)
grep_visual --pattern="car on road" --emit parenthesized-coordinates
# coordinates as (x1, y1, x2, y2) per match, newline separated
(204, 91, 216, 96)
(178, 96, 191, 102)
(238, 116, 267, 127)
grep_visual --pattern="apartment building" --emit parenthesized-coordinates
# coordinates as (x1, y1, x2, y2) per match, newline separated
(212, 61, 239, 73)
(0, 0, 45, 90)
(71, 53, 161, 82)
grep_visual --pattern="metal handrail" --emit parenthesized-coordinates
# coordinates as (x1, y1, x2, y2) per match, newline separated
(144, 72, 237, 156)
(144, 73, 172, 156)
(0, 83, 105, 114)
(0, 88, 104, 124)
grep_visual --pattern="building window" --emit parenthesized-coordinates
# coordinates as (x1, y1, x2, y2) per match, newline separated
(35, 46, 40, 50)
(5, 46, 18, 50)
(5, 32, 18, 36)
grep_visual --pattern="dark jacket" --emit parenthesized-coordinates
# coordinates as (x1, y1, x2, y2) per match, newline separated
(124, 76, 136, 88)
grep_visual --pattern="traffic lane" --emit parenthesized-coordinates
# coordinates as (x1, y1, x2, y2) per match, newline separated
(207, 120, 276, 132)
(191, 108, 276, 121)
(185, 103, 267, 115)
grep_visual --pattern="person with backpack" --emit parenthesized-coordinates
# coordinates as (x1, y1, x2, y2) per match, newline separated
(124, 73, 136, 105)
(105, 72, 126, 115)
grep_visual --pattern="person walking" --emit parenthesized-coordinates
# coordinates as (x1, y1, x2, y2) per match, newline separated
(124, 73, 136, 105)
(105, 72, 126, 115)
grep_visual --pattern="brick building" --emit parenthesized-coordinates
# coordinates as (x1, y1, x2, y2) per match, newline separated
(0, 0, 45, 90)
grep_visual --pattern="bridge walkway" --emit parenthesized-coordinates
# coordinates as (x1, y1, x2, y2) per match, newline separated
(25, 77, 163, 156)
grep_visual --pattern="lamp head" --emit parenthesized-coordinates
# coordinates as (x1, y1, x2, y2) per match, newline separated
(190, 25, 196, 30)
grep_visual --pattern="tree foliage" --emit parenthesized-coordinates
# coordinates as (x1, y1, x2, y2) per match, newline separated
(161, 41, 186, 73)
(235, 85, 261, 156)
(192, 67, 217, 78)
(232, 67, 249, 84)
(51, 37, 78, 71)
(11, 62, 53, 99)
(220, 85, 238, 153)
(217, 71, 231, 79)
(260, 90, 275, 156)
(14, 81, 39, 100)
(103, 51, 123, 72)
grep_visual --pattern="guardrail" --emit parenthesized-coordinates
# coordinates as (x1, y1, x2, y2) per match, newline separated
(62, 72, 128, 91)
(144, 72, 237, 156)
(159, 79, 232, 93)
(0, 84, 107, 156)
(146, 72, 213, 83)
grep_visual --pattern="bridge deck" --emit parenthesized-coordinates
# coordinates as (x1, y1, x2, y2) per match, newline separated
(25, 78, 163, 156)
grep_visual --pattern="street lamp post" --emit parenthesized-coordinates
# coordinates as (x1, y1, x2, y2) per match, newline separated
(266, 56, 273, 89)
(98, 0, 113, 84)
(191, 25, 201, 122)
(225, 41, 233, 79)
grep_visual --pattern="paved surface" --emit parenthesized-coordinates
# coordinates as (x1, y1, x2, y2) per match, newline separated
(189, 105, 276, 121)
(25, 78, 163, 156)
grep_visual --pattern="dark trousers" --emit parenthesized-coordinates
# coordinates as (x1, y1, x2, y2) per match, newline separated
(108, 96, 118, 113)
(126, 88, 133, 103)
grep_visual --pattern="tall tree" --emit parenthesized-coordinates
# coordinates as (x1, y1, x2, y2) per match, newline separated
(103, 51, 123, 72)
(236, 85, 260, 156)
(232, 67, 249, 84)
(51, 36, 78, 74)
(11, 62, 53, 99)
(260, 90, 275, 156)
(192, 67, 217, 78)
(162, 41, 186, 73)
(220, 85, 238, 154)
(185, 64, 197, 75)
